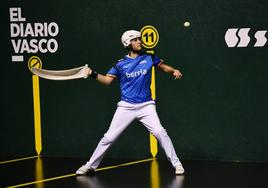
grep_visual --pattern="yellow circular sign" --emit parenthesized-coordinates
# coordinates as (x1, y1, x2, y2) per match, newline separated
(140, 25, 159, 49)
(28, 56, 42, 71)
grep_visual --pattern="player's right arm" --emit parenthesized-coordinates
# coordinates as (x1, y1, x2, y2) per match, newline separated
(86, 67, 115, 85)
(96, 74, 115, 85)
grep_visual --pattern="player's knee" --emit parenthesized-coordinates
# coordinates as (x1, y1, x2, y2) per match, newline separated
(152, 127, 167, 139)
(101, 134, 115, 145)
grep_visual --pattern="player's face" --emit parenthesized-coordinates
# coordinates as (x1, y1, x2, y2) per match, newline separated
(130, 37, 142, 52)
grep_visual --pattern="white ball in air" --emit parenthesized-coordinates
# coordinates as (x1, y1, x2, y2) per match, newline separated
(184, 21, 190, 27)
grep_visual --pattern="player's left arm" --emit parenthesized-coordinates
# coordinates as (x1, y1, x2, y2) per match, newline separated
(157, 60, 183, 80)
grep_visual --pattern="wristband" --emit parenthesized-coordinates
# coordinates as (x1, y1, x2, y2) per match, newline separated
(90, 70, 98, 79)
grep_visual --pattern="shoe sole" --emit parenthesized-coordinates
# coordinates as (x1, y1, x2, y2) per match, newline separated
(76, 171, 95, 176)
(175, 171, 185, 175)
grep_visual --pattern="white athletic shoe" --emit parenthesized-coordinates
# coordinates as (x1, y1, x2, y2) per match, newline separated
(175, 164, 185, 175)
(76, 165, 95, 175)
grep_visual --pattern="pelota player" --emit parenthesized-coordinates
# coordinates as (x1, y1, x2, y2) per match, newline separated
(76, 30, 185, 175)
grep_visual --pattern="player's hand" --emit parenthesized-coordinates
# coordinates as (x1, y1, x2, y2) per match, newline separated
(85, 67, 92, 76)
(173, 69, 182, 80)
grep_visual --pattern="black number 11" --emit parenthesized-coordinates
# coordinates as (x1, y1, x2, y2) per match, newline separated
(143, 32, 154, 42)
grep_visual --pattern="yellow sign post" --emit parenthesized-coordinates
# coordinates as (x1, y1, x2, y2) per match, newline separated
(141, 25, 159, 158)
(28, 56, 42, 155)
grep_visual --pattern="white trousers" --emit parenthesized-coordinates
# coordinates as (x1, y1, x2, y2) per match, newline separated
(85, 101, 181, 169)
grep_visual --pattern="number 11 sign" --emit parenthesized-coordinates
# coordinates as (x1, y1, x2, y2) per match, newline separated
(141, 25, 159, 49)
